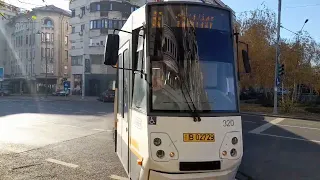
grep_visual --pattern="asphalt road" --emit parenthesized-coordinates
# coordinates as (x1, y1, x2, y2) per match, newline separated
(240, 114, 320, 180)
(0, 97, 127, 180)
(0, 97, 319, 180)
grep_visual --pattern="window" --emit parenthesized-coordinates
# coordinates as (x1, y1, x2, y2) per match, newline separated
(97, 20, 101, 28)
(41, 33, 45, 42)
(46, 33, 50, 41)
(71, 9, 75, 17)
(26, 49, 28, 59)
(72, 27, 75, 33)
(133, 31, 147, 110)
(44, 19, 53, 27)
(100, 41, 103, 45)
(81, 7, 85, 16)
(26, 35, 28, 44)
(64, 36, 68, 45)
(113, 21, 118, 29)
(110, 3, 113, 10)
(51, 33, 54, 42)
(81, 24, 85, 31)
(45, 48, 50, 57)
(108, 20, 113, 28)
(90, 55, 103, 64)
(97, 4, 100, 11)
(118, 53, 123, 117)
(90, 21, 93, 29)
(41, 47, 44, 57)
(51, 48, 54, 58)
(65, 50, 68, 61)
(71, 56, 83, 66)
(93, 20, 97, 28)
(29, 35, 31, 46)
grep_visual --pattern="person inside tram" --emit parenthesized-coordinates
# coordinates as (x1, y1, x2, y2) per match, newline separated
(152, 73, 180, 110)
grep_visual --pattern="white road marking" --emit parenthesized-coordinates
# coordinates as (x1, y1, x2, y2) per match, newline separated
(278, 124, 320, 131)
(243, 120, 257, 124)
(249, 118, 285, 134)
(46, 158, 79, 168)
(257, 133, 320, 144)
(93, 128, 107, 131)
(109, 175, 129, 180)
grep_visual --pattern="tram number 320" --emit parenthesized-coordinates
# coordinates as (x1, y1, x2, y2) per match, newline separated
(223, 120, 234, 127)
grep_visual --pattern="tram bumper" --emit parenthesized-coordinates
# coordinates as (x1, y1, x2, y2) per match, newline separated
(148, 168, 237, 180)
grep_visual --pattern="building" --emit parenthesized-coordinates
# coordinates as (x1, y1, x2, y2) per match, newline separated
(0, 1, 20, 90)
(69, 0, 140, 96)
(4, 5, 71, 94)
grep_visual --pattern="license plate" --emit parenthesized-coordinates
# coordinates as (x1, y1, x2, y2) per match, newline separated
(183, 133, 215, 142)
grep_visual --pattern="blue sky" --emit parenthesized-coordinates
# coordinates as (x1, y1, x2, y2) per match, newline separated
(223, 0, 319, 42)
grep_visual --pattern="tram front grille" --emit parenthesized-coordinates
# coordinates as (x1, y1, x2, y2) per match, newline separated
(179, 161, 221, 171)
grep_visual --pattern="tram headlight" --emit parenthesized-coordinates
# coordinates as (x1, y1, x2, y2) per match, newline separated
(153, 138, 162, 146)
(232, 137, 238, 145)
(230, 148, 237, 157)
(156, 150, 165, 159)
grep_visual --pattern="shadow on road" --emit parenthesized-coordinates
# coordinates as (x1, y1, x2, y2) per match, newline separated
(239, 114, 320, 180)
(0, 99, 114, 117)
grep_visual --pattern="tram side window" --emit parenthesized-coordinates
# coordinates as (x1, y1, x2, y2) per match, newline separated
(118, 53, 124, 117)
(132, 37, 147, 111)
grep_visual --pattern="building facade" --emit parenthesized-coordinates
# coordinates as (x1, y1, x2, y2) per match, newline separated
(69, 0, 139, 96)
(0, 2, 21, 90)
(4, 5, 70, 94)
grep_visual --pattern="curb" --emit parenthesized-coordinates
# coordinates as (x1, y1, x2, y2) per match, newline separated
(241, 112, 320, 122)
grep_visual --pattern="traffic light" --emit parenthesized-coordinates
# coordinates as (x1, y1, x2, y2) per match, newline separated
(278, 64, 284, 76)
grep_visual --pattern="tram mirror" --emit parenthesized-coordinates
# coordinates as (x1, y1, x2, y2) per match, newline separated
(104, 34, 119, 66)
(242, 50, 251, 73)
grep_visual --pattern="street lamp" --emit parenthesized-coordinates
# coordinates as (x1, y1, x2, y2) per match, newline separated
(36, 30, 48, 97)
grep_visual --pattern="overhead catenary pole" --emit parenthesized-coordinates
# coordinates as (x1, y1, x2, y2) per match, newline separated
(273, 0, 282, 114)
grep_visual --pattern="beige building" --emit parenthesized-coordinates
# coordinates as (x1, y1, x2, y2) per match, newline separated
(0, 1, 20, 89)
(3, 5, 71, 94)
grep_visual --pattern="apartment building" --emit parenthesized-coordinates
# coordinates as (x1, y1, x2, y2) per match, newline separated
(0, 1, 20, 90)
(69, 0, 139, 96)
(4, 5, 71, 94)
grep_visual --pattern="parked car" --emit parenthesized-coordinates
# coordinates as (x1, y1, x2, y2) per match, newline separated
(52, 90, 69, 96)
(0, 89, 10, 96)
(98, 89, 115, 102)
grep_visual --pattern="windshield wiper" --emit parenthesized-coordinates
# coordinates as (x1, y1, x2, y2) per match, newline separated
(178, 75, 202, 122)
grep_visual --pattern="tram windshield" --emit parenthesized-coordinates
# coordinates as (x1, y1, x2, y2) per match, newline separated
(148, 4, 238, 113)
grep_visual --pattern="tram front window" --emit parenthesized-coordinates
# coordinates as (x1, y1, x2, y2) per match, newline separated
(148, 4, 238, 113)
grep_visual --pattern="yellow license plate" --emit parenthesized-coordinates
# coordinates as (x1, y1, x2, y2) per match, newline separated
(183, 133, 215, 142)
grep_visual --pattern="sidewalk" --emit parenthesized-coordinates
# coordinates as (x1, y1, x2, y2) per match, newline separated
(2, 94, 98, 102)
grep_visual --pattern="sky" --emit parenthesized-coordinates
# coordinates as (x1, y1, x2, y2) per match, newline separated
(4, 0, 320, 42)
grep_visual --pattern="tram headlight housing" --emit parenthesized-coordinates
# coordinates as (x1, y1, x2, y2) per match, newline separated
(150, 133, 179, 162)
(156, 150, 165, 159)
(153, 138, 162, 146)
(220, 131, 242, 160)
(232, 137, 238, 145)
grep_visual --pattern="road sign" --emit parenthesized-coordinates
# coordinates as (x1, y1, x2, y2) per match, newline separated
(0, 67, 3, 82)
(63, 81, 70, 91)
(276, 77, 280, 86)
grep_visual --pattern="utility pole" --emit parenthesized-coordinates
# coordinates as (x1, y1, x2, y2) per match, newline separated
(273, 0, 282, 114)
(45, 34, 48, 98)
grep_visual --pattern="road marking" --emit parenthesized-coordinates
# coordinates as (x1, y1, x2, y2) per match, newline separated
(93, 128, 106, 131)
(249, 118, 285, 134)
(243, 120, 257, 124)
(257, 133, 320, 144)
(109, 175, 129, 180)
(46, 158, 78, 168)
(278, 124, 320, 131)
